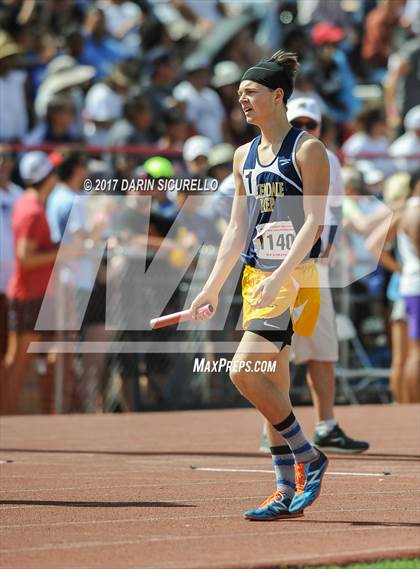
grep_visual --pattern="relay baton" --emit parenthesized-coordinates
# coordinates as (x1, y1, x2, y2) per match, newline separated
(150, 304, 213, 330)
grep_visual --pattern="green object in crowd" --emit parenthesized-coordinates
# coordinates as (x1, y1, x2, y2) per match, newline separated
(143, 156, 174, 179)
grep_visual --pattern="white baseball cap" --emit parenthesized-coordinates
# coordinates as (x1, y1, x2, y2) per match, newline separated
(19, 151, 54, 184)
(84, 84, 123, 122)
(404, 105, 420, 131)
(287, 97, 322, 124)
(183, 135, 213, 162)
(212, 61, 243, 88)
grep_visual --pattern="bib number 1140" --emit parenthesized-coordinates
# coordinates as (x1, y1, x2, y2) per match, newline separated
(253, 221, 296, 260)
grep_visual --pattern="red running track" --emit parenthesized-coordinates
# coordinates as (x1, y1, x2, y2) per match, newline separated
(0, 405, 419, 569)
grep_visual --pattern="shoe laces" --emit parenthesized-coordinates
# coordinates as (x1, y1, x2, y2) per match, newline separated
(258, 490, 284, 508)
(295, 463, 306, 495)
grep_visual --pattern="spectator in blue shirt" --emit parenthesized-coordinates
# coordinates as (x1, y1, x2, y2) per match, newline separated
(80, 6, 130, 80)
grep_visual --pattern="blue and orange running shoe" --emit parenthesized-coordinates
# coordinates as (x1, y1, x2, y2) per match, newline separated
(243, 490, 304, 521)
(289, 450, 328, 513)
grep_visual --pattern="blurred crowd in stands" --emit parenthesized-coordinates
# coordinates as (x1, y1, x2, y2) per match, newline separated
(0, 0, 419, 414)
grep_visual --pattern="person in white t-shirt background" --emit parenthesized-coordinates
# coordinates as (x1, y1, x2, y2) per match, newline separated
(173, 56, 227, 144)
(260, 97, 369, 454)
(342, 105, 395, 179)
(390, 105, 420, 174)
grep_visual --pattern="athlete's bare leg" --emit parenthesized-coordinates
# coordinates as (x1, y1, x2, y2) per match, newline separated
(230, 331, 292, 424)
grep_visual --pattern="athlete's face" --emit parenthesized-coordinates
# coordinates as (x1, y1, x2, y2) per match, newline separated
(238, 80, 283, 124)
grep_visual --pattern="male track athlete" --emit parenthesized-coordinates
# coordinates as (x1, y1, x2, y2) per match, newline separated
(191, 51, 329, 520)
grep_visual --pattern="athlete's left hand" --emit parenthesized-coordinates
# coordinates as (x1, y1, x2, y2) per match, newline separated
(251, 275, 281, 309)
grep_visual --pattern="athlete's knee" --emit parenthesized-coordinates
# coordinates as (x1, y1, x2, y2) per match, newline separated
(229, 363, 252, 393)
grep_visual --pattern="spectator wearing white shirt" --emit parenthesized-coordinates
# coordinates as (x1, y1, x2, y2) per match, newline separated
(342, 105, 395, 178)
(83, 71, 127, 145)
(390, 105, 420, 174)
(170, 0, 228, 38)
(0, 32, 28, 142)
(0, 145, 22, 364)
(173, 56, 226, 144)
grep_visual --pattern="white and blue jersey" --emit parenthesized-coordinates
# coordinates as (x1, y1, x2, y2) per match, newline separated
(241, 127, 321, 272)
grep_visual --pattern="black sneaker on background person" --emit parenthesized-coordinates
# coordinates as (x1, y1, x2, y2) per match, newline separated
(313, 424, 369, 454)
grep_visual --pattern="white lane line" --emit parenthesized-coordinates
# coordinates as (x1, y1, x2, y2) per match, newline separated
(190, 466, 392, 477)
(1, 506, 419, 530)
(1, 524, 417, 554)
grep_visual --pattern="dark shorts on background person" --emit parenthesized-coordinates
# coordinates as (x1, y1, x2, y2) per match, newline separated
(0, 294, 9, 355)
(403, 295, 420, 340)
(7, 297, 54, 335)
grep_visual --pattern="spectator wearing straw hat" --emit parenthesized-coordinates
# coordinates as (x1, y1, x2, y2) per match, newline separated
(34, 55, 95, 138)
(0, 32, 28, 142)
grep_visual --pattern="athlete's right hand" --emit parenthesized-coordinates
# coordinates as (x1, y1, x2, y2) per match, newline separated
(190, 289, 218, 321)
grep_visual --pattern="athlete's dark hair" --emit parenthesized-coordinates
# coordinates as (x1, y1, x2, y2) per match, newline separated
(267, 50, 299, 104)
(268, 50, 300, 82)
(241, 50, 300, 104)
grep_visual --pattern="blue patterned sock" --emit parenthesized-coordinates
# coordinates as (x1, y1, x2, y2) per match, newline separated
(270, 445, 296, 499)
(273, 412, 318, 464)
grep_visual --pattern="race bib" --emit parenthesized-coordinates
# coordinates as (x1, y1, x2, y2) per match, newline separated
(253, 221, 296, 260)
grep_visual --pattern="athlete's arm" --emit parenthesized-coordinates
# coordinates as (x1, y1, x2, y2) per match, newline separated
(190, 145, 249, 318)
(251, 137, 329, 308)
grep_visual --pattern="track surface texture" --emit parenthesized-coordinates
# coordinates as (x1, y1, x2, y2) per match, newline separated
(0, 405, 419, 569)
